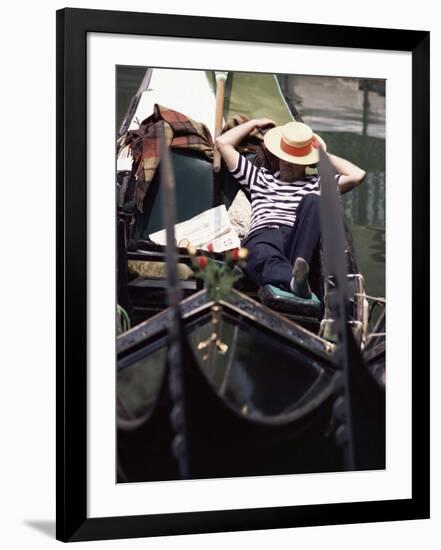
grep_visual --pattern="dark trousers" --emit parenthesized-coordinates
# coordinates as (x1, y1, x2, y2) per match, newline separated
(241, 194, 321, 291)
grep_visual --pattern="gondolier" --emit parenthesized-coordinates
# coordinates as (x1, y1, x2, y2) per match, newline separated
(216, 118, 366, 301)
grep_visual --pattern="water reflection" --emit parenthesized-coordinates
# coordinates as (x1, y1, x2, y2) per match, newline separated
(278, 75, 386, 298)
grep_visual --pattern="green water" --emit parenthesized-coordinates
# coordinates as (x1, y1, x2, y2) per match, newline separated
(117, 68, 385, 299)
(316, 130, 385, 298)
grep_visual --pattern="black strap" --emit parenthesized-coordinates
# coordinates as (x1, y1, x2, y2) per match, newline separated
(318, 149, 355, 470)
(160, 123, 190, 479)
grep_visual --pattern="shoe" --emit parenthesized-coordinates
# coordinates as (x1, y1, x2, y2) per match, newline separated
(290, 257, 312, 299)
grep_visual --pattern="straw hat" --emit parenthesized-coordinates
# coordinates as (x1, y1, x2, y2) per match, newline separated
(264, 121, 325, 165)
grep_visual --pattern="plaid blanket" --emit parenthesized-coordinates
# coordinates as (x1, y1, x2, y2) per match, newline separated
(118, 104, 276, 212)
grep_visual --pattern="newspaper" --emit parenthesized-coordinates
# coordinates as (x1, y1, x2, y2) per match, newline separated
(149, 204, 241, 253)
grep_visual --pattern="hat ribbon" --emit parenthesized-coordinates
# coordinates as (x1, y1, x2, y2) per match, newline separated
(280, 138, 316, 157)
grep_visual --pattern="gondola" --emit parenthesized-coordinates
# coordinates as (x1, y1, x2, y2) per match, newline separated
(117, 68, 369, 338)
(116, 68, 385, 482)
(117, 289, 343, 481)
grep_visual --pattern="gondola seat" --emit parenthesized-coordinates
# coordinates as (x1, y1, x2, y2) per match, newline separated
(134, 150, 217, 240)
(119, 149, 253, 323)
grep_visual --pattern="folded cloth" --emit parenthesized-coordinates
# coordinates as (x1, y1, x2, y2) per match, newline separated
(118, 105, 277, 213)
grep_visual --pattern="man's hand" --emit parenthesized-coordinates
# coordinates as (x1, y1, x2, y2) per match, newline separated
(216, 118, 275, 172)
(312, 133, 327, 151)
(253, 118, 276, 130)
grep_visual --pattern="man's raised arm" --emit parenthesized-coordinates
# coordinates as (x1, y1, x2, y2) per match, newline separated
(215, 118, 275, 171)
(327, 153, 366, 194)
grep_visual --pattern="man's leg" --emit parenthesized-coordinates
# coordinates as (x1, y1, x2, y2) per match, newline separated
(283, 194, 322, 297)
(284, 193, 321, 266)
(242, 227, 293, 291)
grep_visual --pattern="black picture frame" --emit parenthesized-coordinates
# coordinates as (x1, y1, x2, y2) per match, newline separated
(56, 7, 430, 542)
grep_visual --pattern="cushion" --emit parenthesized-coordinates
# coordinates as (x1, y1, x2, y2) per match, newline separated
(227, 189, 252, 238)
(258, 284, 321, 317)
(128, 260, 194, 280)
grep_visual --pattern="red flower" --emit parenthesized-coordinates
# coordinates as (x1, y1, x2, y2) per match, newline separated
(230, 248, 239, 261)
(207, 242, 214, 252)
(197, 256, 208, 269)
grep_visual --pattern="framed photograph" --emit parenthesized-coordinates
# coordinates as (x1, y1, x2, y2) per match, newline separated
(56, 7, 430, 542)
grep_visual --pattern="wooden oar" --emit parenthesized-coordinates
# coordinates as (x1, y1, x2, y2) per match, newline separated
(213, 71, 228, 172)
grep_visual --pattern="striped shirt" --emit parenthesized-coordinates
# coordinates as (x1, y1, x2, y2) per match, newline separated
(230, 154, 337, 236)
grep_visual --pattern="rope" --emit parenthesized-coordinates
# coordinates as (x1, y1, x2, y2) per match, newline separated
(117, 304, 131, 333)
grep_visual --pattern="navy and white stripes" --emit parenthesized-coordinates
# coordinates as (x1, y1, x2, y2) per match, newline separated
(230, 154, 337, 236)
